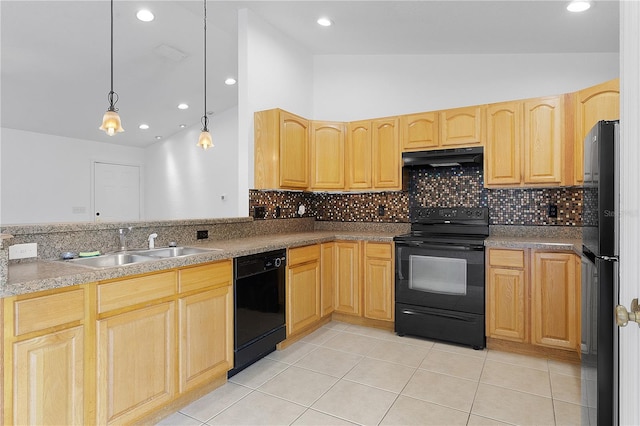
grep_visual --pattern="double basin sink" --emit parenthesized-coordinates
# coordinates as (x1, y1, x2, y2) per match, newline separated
(65, 246, 221, 268)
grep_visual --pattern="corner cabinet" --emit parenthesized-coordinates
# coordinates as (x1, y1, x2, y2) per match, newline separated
(363, 242, 394, 322)
(334, 241, 361, 315)
(486, 248, 580, 355)
(320, 242, 336, 317)
(310, 121, 346, 190)
(254, 108, 309, 190)
(287, 245, 321, 337)
(574, 78, 620, 184)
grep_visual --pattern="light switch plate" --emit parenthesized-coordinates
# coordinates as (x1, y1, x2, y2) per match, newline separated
(9, 243, 38, 260)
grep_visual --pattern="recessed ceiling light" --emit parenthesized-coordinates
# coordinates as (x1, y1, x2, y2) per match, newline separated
(567, 1, 591, 12)
(179, 124, 187, 129)
(136, 9, 155, 22)
(138, 123, 150, 130)
(155, 136, 162, 140)
(317, 17, 333, 27)
(177, 103, 189, 110)
(225, 77, 237, 85)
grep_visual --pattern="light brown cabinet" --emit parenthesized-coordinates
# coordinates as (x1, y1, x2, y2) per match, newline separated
(363, 242, 394, 322)
(310, 121, 346, 190)
(485, 96, 567, 187)
(254, 108, 309, 190)
(287, 245, 321, 337)
(334, 241, 361, 315)
(486, 248, 580, 354)
(439, 105, 485, 147)
(372, 118, 401, 189)
(400, 112, 439, 151)
(5, 287, 86, 426)
(346, 120, 373, 189)
(320, 242, 336, 317)
(574, 78, 620, 184)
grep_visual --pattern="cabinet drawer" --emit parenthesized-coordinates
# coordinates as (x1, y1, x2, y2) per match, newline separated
(489, 249, 525, 268)
(365, 242, 392, 259)
(179, 260, 232, 294)
(98, 271, 177, 314)
(288, 244, 320, 266)
(13, 288, 85, 336)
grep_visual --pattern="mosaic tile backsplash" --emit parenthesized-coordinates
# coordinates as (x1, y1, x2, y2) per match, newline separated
(249, 165, 584, 226)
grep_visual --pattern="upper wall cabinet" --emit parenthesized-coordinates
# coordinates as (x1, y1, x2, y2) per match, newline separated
(254, 108, 309, 190)
(485, 96, 567, 188)
(400, 112, 439, 151)
(439, 105, 485, 147)
(310, 121, 346, 190)
(347, 120, 373, 190)
(372, 117, 401, 189)
(574, 78, 620, 184)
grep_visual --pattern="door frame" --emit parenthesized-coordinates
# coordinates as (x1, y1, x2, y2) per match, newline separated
(90, 159, 145, 222)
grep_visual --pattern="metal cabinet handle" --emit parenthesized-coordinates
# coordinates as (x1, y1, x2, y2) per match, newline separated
(615, 298, 640, 327)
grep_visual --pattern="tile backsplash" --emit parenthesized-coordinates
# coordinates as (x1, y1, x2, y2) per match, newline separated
(249, 165, 583, 226)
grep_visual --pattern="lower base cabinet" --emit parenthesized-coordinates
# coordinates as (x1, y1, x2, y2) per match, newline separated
(287, 245, 321, 337)
(363, 242, 395, 322)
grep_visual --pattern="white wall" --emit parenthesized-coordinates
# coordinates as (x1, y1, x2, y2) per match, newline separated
(0, 127, 145, 224)
(237, 8, 314, 213)
(144, 106, 239, 220)
(313, 53, 619, 121)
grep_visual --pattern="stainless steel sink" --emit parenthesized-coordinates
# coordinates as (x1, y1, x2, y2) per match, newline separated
(131, 246, 221, 258)
(66, 253, 157, 268)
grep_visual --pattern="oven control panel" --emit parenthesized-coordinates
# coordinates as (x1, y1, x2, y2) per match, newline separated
(413, 207, 487, 222)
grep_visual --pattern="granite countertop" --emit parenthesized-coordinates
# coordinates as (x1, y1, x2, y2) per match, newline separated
(485, 235, 582, 256)
(2, 231, 398, 298)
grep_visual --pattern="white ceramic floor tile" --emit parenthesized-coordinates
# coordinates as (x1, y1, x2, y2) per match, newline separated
(322, 331, 382, 356)
(382, 333, 436, 349)
(485, 350, 549, 371)
(380, 395, 468, 426)
(207, 391, 306, 425)
(472, 383, 555, 426)
(258, 365, 338, 406)
(155, 412, 202, 426)
(291, 409, 358, 425)
(301, 327, 341, 345)
(266, 340, 318, 364)
(322, 321, 351, 331)
(554, 399, 586, 426)
(365, 339, 431, 367)
(433, 341, 488, 359)
(294, 347, 363, 378)
(179, 382, 251, 422)
(419, 348, 485, 381)
(401, 369, 478, 412)
(480, 359, 552, 397)
(228, 358, 289, 389)
(550, 372, 583, 405)
(343, 324, 395, 340)
(343, 357, 416, 393)
(466, 414, 513, 425)
(548, 359, 582, 378)
(311, 380, 397, 426)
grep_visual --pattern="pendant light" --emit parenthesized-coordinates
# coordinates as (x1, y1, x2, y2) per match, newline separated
(99, 0, 124, 136)
(197, 0, 213, 150)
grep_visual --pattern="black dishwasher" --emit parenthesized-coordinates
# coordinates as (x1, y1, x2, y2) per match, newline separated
(228, 249, 286, 377)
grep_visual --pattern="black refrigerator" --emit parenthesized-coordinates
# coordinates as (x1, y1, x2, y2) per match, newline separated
(581, 119, 619, 426)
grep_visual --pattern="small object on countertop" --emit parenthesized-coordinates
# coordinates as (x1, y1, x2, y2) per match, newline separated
(61, 251, 78, 260)
(169, 241, 178, 247)
(148, 233, 158, 249)
(78, 251, 101, 258)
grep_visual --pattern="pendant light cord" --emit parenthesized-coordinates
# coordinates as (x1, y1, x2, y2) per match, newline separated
(108, 0, 118, 111)
(202, 0, 209, 131)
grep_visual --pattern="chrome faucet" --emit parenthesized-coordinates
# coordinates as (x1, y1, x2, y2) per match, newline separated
(118, 227, 132, 251)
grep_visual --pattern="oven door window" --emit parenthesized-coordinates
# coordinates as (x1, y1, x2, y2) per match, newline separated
(409, 255, 467, 295)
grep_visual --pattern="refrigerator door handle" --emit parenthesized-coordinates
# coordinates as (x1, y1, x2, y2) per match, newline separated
(615, 299, 640, 327)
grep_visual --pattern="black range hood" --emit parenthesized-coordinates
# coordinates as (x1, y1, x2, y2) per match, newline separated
(402, 147, 483, 168)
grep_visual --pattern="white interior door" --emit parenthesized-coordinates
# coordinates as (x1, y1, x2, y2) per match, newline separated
(619, 3, 640, 424)
(94, 162, 140, 222)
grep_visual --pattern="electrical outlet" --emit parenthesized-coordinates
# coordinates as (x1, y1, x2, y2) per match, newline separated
(378, 205, 386, 216)
(548, 204, 558, 218)
(9, 243, 38, 260)
(196, 230, 209, 240)
(275, 206, 281, 218)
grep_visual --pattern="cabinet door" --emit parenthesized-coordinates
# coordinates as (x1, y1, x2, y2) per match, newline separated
(574, 79, 620, 184)
(13, 326, 84, 426)
(372, 117, 401, 189)
(439, 106, 484, 146)
(523, 96, 563, 186)
(320, 242, 336, 317)
(531, 252, 578, 350)
(363, 242, 394, 322)
(347, 120, 372, 189)
(310, 121, 346, 190)
(287, 260, 321, 337)
(334, 241, 361, 315)
(178, 286, 233, 393)
(96, 302, 175, 425)
(400, 112, 439, 151)
(487, 267, 526, 342)
(254, 109, 280, 189)
(279, 110, 309, 189)
(485, 101, 522, 186)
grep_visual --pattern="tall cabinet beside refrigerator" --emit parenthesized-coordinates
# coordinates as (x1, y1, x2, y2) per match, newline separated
(581, 119, 619, 426)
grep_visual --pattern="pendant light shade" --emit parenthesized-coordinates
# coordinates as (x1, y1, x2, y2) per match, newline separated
(197, 0, 213, 150)
(100, 0, 124, 136)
